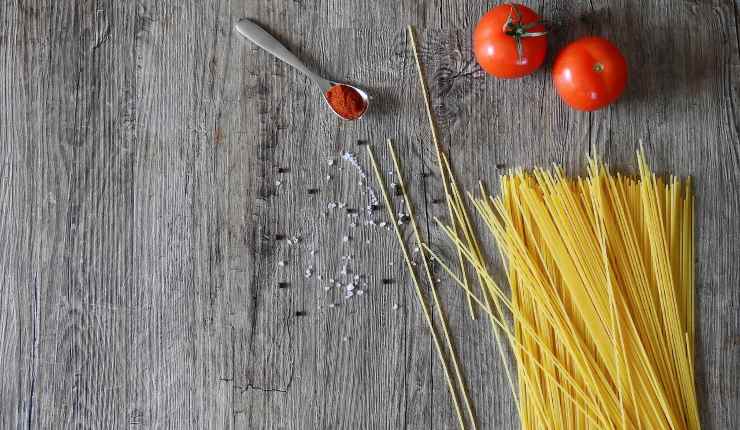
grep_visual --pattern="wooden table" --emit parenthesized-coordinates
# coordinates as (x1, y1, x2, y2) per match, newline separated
(2, 1, 738, 428)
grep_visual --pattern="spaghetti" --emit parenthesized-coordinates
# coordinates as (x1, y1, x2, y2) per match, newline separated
(432, 150, 700, 430)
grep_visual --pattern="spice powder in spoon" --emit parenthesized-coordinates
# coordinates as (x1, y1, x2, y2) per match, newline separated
(326, 84, 366, 120)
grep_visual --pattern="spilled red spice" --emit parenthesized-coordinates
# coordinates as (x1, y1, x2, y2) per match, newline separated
(325, 84, 366, 120)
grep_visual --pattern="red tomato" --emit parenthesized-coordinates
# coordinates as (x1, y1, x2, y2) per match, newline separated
(553, 37, 628, 111)
(473, 4, 548, 79)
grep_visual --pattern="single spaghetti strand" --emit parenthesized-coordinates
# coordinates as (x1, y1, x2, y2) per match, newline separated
(386, 139, 478, 430)
(407, 25, 476, 319)
(366, 145, 467, 430)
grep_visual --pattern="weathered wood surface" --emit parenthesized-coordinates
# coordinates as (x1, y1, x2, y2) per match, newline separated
(1, 0, 738, 428)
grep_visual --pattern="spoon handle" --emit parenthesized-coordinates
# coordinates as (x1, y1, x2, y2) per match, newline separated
(234, 19, 332, 93)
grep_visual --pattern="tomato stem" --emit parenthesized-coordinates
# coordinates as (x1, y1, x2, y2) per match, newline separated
(503, 4, 547, 63)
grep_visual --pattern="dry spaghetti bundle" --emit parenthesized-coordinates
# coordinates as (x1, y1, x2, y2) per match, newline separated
(434, 152, 699, 430)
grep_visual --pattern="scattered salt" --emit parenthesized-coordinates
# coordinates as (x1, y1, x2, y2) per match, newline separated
(327, 202, 337, 209)
(342, 150, 379, 215)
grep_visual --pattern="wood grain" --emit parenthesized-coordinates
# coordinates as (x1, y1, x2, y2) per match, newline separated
(0, 1, 738, 429)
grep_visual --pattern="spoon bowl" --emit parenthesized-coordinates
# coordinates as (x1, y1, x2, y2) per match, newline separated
(323, 82, 370, 121)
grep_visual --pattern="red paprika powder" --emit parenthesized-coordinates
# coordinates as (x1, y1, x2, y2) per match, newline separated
(325, 84, 366, 120)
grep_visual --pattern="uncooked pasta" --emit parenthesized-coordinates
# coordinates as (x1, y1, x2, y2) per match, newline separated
(430, 150, 700, 430)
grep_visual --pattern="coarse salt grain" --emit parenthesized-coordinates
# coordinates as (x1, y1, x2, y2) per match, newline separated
(327, 202, 337, 209)
(278, 260, 287, 267)
(392, 304, 399, 310)
(357, 290, 364, 296)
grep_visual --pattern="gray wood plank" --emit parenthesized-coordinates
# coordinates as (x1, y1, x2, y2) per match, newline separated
(1, 0, 137, 427)
(127, 1, 234, 428)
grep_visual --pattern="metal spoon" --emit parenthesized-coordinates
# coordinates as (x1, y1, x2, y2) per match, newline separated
(234, 19, 369, 121)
